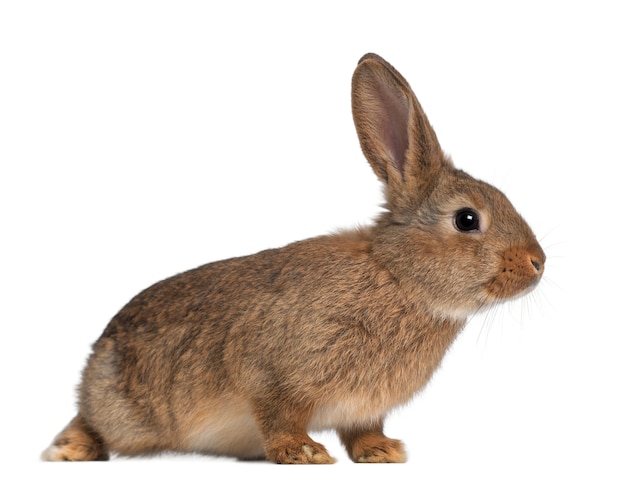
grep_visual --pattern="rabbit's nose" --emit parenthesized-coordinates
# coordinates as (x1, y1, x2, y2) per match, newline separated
(528, 250, 545, 275)
(530, 258, 542, 272)
(526, 241, 546, 276)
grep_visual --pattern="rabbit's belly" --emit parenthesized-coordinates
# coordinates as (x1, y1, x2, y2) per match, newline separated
(183, 401, 265, 458)
(309, 398, 384, 431)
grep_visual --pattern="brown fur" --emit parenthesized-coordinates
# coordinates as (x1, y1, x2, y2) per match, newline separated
(42, 54, 545, 463)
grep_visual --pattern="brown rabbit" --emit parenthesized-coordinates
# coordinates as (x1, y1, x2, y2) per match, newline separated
(42, 53, 545, 464)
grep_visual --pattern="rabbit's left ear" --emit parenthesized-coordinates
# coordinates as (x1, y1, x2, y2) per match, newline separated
(351, 54, 450, 210)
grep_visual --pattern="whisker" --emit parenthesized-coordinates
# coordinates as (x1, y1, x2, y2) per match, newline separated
(522, 293, 536, 327)
(476, 309, 492, 347)
(538, 223, 565, 244)
(474, 297, 503, 347)
(466, 283, 499, 346)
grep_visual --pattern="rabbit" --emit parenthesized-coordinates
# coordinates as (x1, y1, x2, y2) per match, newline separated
(42, 53, 545, 464)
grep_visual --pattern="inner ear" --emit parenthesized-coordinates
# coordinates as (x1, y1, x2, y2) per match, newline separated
(371, 78, 410, 177)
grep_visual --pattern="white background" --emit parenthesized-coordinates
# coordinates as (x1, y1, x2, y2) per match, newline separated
(1, 1, 624, 490)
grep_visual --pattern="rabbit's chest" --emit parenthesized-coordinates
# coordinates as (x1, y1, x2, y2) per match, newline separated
(307, 318, 464, 430)
(307, 354, 434, 431)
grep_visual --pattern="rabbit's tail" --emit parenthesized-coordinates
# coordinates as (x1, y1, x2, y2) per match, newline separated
(42, 414, 109, 461)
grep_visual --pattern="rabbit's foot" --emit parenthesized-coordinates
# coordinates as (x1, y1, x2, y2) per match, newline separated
(339, 427, 406, 463)
(42, 441, 109, 462)
(42, 415, 109, 461)
(266, 435, 335, 464)
(353, 436, 406, 463)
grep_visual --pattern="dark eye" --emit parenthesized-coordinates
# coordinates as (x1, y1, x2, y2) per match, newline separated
(454, 208, 480, 232)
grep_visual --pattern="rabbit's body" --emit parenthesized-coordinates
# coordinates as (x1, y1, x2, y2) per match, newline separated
(68, 230, 462, 460)
(43, 54, 545, 463)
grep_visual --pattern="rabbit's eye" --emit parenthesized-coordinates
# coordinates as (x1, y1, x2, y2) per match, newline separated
(454, 208, 480, 232)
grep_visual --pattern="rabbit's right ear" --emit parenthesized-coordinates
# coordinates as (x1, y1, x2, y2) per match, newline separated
(352, 54, 449, 213)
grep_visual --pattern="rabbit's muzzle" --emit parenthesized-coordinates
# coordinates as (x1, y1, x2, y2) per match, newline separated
(486, 242, 545, 300)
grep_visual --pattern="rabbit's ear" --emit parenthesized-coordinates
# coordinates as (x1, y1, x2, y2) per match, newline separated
(352, 54, 449, 208)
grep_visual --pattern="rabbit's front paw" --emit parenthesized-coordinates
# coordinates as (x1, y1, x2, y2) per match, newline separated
(266, 436, 335, 464)
(340, 427, 406, 463)
(353, 436, 406, 463)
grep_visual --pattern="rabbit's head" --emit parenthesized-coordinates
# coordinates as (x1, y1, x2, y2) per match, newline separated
(352, 54, 545, 320)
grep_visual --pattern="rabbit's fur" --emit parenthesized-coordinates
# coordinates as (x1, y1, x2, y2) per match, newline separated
(43, 54, 544, 464)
